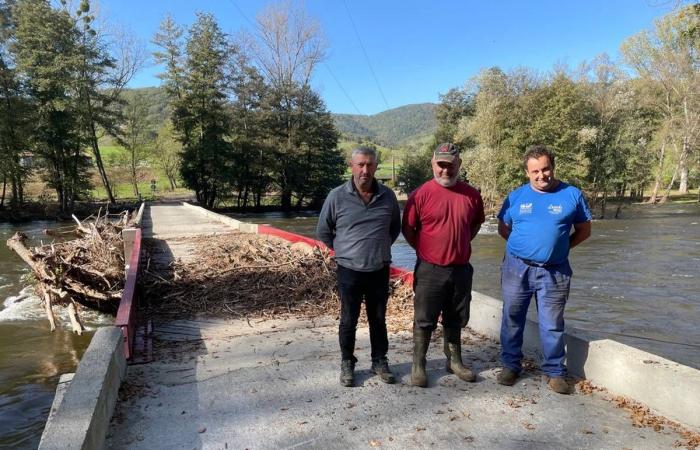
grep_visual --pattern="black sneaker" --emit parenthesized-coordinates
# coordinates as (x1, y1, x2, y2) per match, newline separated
(340, 359, 356, 387)
(371, 357, 396, 384)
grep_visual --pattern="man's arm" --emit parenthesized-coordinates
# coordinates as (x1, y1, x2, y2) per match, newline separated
(570, 221, 591, 249)
(316, 194, 336, 250)
(498, 219, 511, 241)
(470, 223, 482, 241)
(389, 194, 401, 244)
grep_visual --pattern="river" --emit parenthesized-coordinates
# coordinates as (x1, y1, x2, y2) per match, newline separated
(0, 201, 698, 447)
(0, 223, 108, 449)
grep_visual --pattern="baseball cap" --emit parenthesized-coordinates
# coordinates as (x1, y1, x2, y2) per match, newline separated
(434, 143, 459, 162)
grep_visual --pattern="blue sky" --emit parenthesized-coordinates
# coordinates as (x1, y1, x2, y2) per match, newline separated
(98, 0, 678, 115)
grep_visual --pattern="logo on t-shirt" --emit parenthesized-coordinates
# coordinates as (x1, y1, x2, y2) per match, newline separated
(519, 203, 532, 215)
(548, 204, 563, 215)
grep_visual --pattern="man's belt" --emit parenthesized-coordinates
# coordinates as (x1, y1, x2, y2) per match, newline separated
(515, 255, 556, 268)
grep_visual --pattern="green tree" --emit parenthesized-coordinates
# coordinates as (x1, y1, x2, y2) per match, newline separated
(118, 93, 152, 197)
(435, 87, 473, 144)
(13, 0, 91, 212)
(174, 13, 235, 208)
(622, 4, 700, 198)
(152, 122, 181, 191)
(397, 141, 433, 195)
(0, 0, 29, 208)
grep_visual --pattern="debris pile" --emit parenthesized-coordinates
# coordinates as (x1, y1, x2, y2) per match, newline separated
(6, 211, 134, 334)
(142, 232, 415, 332)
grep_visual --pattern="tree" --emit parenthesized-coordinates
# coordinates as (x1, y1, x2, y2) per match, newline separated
(435, 87, 473, 144)
(252, 0, 332, 210)
(152, 122, 181, 191)
(13, 0, 91, 212)
(622, 4, 700, 197)
(397, 141, 433, 195)
(0, 0, 29, 208)
(173, 13, 235, 208)
(118, 93, 151, 197)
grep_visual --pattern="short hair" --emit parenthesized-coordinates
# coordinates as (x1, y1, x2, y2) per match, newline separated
(523, 144, 555, 169)
(351, 146, 377, 161)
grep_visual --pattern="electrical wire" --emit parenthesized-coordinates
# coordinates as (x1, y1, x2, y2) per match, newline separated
(342, 0, 390, 111)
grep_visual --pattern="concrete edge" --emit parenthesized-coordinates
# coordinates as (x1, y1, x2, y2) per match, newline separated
(181, 202, 259, 233)
(39, 327, 126, 450)
(468, 291, 700, 431)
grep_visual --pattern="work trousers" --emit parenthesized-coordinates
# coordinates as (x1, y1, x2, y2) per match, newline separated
(336, 265, 390, 362)
(413, 259, 473, 331)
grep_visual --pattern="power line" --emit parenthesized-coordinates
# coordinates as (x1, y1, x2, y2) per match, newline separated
(228, 0, 363, 115)
(342, 0, 390, 111)
(324, 63, 362, 115)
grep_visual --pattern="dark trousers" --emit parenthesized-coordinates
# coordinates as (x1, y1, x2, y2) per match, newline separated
(337, 265, 390, 362)
(413, 259, 473, 331)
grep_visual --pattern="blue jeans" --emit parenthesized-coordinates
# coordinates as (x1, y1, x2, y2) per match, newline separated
(500, 252, 572, 377)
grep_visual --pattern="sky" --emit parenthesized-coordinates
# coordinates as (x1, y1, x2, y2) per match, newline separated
(95, 0, 680, 116)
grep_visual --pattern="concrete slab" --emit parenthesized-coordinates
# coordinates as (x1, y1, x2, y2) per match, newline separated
(142, 204, 232, 239)
(106, 318, 688, 449)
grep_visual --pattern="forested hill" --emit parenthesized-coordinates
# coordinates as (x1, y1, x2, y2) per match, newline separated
(332, 103, 437, 147)
(117, 87, 436, 148)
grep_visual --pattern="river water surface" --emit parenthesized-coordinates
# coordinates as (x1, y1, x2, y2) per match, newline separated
(0, 202, 698, 447)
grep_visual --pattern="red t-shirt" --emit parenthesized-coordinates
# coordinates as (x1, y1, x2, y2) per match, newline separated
(403, 179, 485, 266)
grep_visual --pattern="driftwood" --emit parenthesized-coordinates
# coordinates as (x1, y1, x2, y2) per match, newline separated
(6, 211, 133, 333)
(142, 232, 416, 333)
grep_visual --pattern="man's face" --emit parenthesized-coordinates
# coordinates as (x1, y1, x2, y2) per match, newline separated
(350, 153, 377, 191)
(525, 155, 556, 192)
(432, 157, 460, 187)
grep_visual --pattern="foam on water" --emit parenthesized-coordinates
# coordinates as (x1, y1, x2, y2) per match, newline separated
(0, 286, 44, 321)
(0, 286, 111, 329)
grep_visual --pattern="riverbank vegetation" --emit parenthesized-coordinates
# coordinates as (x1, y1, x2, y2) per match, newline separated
(0, 2, 697, 219)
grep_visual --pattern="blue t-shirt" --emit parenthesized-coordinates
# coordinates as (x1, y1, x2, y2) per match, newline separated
(498, 182, 592, 264)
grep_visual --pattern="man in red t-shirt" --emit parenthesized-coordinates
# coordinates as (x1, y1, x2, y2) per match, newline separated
(402, 142, 485, 387)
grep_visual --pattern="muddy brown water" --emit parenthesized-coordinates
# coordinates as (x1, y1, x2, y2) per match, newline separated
(1, 201, 698, 447)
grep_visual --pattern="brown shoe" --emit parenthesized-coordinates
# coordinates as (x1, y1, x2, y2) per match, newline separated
(497, 368, 519, 386)
(547, 376, 573, 395)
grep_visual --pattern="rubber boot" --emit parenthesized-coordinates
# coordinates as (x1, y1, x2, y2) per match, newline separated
(443, 327, 476, 382)
(411, 327, 432, 387)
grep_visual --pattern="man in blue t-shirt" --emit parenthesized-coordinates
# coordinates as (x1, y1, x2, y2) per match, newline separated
(496, 145, 592, 394)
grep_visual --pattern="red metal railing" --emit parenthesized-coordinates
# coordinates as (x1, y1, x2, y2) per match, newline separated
(115, 228, 142, 360)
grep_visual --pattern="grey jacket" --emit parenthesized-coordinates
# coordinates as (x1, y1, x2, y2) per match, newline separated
(316, 180, 401, 272)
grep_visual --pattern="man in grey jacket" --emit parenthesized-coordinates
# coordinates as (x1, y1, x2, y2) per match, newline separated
(317, 146, 401, 387)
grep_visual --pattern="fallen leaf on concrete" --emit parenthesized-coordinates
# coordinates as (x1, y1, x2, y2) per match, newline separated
(369, 439, 381, 447)
(197, 426, 206, 433)
(416, 427, 426, 432)
(521, 422, 536, 431)
(580, 429, 594, 434)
